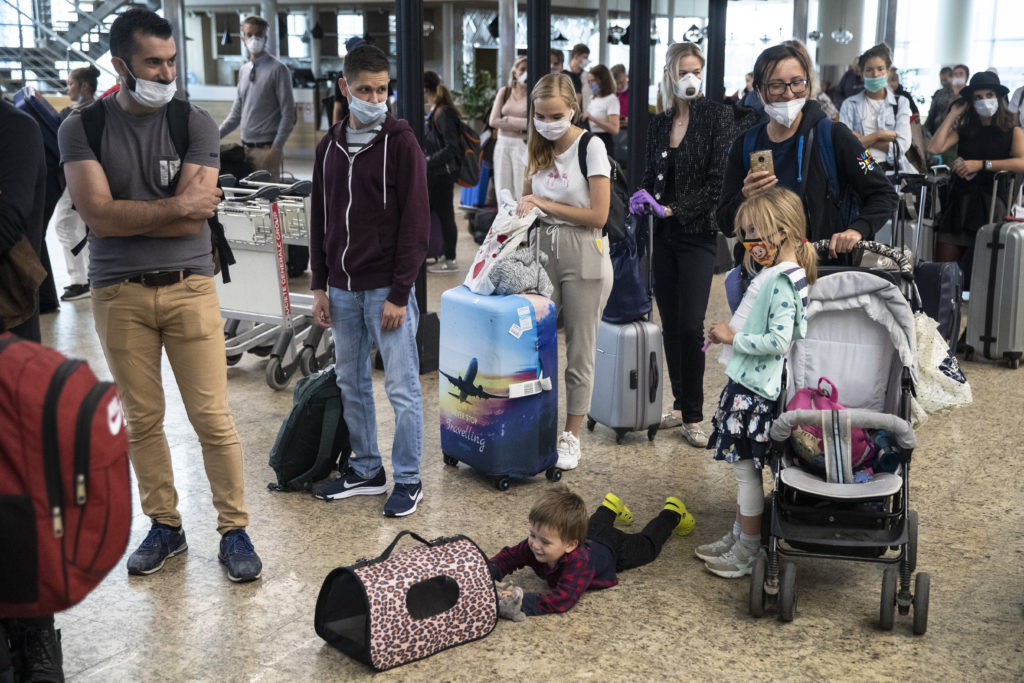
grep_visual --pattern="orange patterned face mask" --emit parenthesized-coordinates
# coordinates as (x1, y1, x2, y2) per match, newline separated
(741, 238, 778, 266)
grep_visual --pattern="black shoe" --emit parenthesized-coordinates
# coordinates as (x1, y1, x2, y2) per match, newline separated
(59, 284, 90, 301)
(126, 522, 187, 575)
(218, 529, 262, 582)
(17, 625, 63, 683)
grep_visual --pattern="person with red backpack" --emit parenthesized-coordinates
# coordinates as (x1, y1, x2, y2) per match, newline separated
(58, 9, 262, 583)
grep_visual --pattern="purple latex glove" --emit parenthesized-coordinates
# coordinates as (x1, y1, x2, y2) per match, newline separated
(628, 189, 666, 218)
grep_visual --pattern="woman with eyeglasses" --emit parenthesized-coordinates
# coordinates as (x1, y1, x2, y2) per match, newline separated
(629, 42, 749, 447)
(718, 43, 896, 260)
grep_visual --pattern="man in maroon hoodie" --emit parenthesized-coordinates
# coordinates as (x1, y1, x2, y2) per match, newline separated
(310, 45, 430, 517)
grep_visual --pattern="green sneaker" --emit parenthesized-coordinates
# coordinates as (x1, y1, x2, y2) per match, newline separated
(704, 542, 764, 578)
(694, 531, 737, 562)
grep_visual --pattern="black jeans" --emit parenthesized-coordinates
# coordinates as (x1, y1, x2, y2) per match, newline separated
(651, 226, 717, 423)
(427, 171, 458, 261)
(587, 506, 679, 572)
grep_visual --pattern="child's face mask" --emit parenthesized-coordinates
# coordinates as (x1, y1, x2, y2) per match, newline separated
(742, 237, 779, 266)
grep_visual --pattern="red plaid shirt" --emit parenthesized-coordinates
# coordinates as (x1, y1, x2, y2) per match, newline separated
(489, 539, 618, 615)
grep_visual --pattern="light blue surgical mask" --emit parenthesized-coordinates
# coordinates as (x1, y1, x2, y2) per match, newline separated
(590, 83, 600, 96)
(348, 95, 388, 126)
(864, 75, 888, 93)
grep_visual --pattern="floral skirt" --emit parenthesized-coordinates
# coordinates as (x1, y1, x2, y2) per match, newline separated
(706, 380, 774, 469)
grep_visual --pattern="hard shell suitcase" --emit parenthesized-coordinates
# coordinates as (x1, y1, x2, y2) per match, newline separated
(914, 261, 963, 353)
(586, 319, 664, 443)
(964, 220, 1024, 368)
(587, 215, 664, 443)
(438, 286, 560, 490)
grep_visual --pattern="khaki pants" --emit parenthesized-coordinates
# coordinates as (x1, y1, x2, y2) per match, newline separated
(536, 224, 613, 415)
(91, 275, 248, 534)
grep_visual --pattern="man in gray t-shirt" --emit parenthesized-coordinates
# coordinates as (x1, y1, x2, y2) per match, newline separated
(59, 8, 262, 583)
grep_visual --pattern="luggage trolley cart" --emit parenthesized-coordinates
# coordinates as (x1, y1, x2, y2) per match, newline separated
(217, 181, 314, 390)
(233, 172, 335, 375)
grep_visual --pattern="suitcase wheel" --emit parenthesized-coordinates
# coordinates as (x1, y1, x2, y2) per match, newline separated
(442, 453, 458, 467)
(1008, 354, 1021, 370)
(647, 426, 658, 441)
(586, 416, 596, 432)
(545, 467, 562, 482)
(493, 477, 512, 491)
(615, 428, 628, 445)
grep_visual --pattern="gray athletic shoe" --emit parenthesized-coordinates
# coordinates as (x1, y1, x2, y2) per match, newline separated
(704, 542, 764, 579)
(694, 531, 738, 562)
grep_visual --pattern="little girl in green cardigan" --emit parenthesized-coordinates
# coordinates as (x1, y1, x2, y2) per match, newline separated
(698, 186, 818, 579)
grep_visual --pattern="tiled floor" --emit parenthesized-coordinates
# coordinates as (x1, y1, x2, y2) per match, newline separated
(38, 162, 1023, 681)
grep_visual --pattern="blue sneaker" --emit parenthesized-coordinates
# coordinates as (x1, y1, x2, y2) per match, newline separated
(127, 522, 187, 575)
(384, 482, 423, 518)
(313, 466, 387, 500)
(218, 529, 262, 582)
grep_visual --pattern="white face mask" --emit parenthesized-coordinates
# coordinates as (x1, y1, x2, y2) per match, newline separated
(517, 72, 528, 85)
(123, 64, 177, 109)
(348, 95, 388, 126)
(674, 73, 702, 100)
(245, 36, 266, 55)
(974, 98, 998, 118)
(952, 76, 966, 87)
(533, 118, 572, 141)
(580, 58, 590, 69)
(764, 97, 806, 128)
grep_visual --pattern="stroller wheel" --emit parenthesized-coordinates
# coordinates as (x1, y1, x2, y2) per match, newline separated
(748, 555, 767, 618)
(912, 572, 931, 635)
(778, 562, 797, 622)
(907, 510, 918, 574)
(879, 568, 897, 631)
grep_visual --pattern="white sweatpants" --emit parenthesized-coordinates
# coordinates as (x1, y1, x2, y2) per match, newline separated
(492, 136, 528, 201)
(49, 187, 89, 286)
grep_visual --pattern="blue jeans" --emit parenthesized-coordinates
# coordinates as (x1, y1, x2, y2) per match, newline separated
(329, 286, 423, 484)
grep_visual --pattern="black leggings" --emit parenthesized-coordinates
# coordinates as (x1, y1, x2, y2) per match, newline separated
(428, 171, 458, 261)
(651, 227, 717, 423)
(587, 506, 679, 572)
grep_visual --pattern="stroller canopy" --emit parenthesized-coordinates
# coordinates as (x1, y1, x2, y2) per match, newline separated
(787, 271, 917, 417)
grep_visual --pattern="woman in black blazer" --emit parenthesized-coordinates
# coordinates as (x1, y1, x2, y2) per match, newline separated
(630, 43, 751, 447)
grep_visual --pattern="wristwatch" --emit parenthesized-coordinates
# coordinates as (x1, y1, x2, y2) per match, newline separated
(984, 160, 993, 170)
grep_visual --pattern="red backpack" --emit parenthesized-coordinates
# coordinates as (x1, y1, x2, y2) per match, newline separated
(0, 333, 132, 618)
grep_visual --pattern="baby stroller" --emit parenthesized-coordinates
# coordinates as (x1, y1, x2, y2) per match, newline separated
(751, 270, 932, 635)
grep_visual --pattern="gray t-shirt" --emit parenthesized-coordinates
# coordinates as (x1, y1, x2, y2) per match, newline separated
(58, 96, 221, 288)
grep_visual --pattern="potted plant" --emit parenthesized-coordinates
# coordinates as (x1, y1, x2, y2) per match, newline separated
(454, 62, 496, 132)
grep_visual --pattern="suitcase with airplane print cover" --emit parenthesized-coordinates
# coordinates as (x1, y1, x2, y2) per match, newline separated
(438, 286, 560, 489)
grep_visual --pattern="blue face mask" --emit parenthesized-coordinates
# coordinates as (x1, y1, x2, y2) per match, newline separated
(590, 83, 600, 96)
(864, 74, 888, 93)
(348, 95, 388, 126)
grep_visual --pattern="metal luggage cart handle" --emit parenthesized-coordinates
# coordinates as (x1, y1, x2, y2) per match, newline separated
(222, 186, 281, 203)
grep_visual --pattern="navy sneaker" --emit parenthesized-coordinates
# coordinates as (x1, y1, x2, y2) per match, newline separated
(384, 482, 423, 518)
(218, 529, 262, 582)
(127, 522, 187, 575)
(313, 466, 387, 500)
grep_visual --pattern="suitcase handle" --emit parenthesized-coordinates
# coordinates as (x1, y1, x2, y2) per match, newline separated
(989, 171, 1017, 224)
(648, 351, 659, 403)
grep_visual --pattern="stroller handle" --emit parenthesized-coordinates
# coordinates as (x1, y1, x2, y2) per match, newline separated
(770, 409, 916, 449)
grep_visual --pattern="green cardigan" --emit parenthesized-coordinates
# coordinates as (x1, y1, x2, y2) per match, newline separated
(725, 266, 808, 400)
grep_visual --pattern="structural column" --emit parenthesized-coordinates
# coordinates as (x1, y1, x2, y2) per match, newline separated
(792, 0, 808, 44)
(934, 0, 973, 67)
(309, 5, 320, 78)
(394, 0, 439, 373)
(260, 0, 278, 55)
(526, 0, 550, 90)
(627, 0, 651, 186)
(705, 0, 727, 102)
(163, 0, 187, 93)
(498, 0, 516, 92)
(598, 0, 609, 68)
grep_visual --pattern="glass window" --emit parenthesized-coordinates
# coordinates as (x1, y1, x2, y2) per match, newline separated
(336, 13, 363, 56)
(287, 13, 309, 59)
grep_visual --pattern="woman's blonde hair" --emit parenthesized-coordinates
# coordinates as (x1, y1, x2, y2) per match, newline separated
(526, 73, 578, 177)
(507, 55, 528, 91)
(659, 42, 705, 114)
(734, 186, 817, 284)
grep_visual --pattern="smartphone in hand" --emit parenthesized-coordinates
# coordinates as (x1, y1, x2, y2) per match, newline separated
(750, 150, 775, 176)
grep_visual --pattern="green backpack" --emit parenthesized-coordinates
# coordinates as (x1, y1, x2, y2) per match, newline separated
(268, 366, 351, 491)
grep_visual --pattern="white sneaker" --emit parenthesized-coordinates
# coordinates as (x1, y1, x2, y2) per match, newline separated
(555, 431, 581, 470)
(694, 530, 738, 562)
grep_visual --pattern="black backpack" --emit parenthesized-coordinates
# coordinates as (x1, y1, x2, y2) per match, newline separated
(268, 366, 351, 492)
(577, 131, 628, 242)
(75, 98, 236, 282)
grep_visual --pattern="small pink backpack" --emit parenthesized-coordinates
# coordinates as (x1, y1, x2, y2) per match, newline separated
(786, 377, 877, 471)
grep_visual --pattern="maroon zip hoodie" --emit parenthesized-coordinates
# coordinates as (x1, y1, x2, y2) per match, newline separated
(310, 114, 429, 307)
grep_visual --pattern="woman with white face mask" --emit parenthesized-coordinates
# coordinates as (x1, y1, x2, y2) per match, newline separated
(515, 73, 613, 471)
(719, 42, 897, 262)
(488, 56, 530, 199)
(628, 42, 750, 446)
(928, 71, 1024, 272)
(838, 43, 913, 173)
